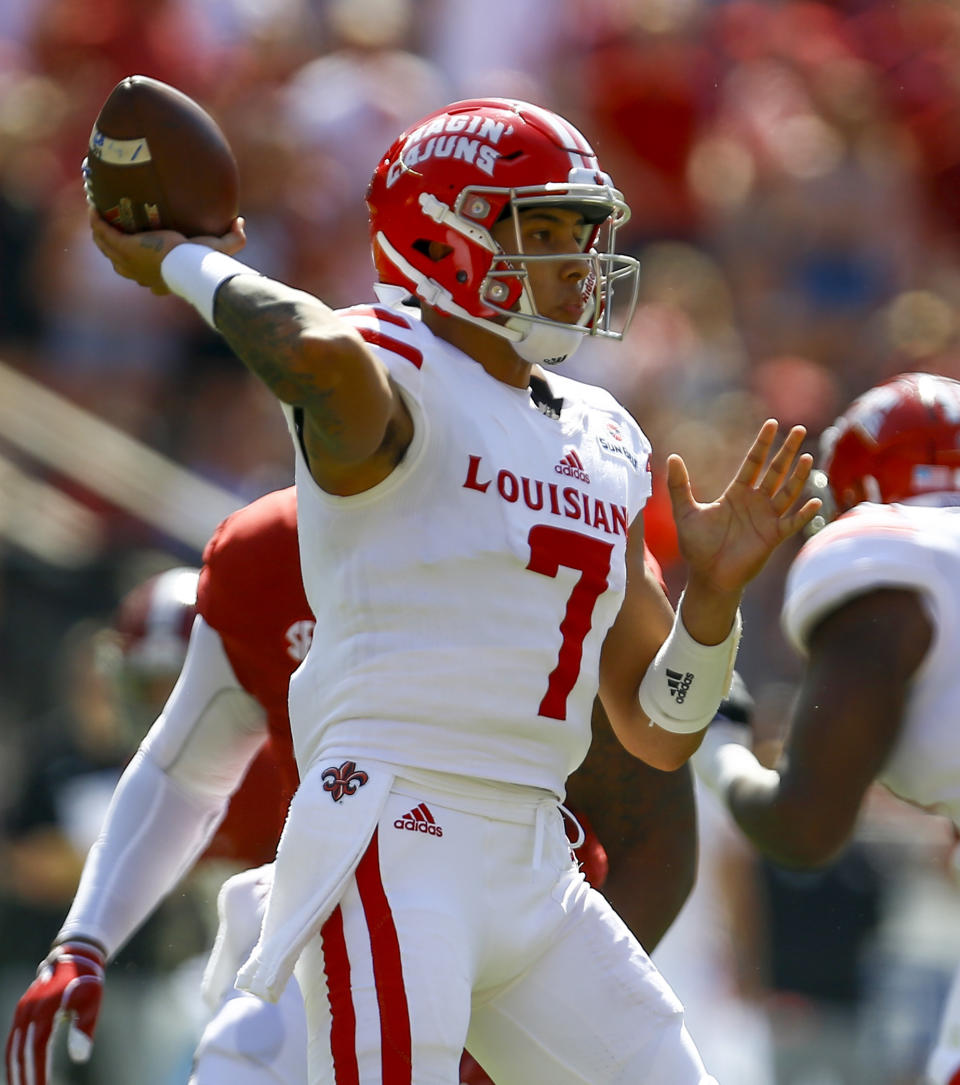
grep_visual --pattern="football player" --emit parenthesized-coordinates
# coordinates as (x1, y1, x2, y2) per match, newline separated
(694, 371, 960, 1085)
(6, 485, 698, 1085)
(88, 96, 818, 1083)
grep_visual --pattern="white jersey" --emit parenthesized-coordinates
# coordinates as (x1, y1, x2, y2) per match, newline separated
(781, 499, 960, 826)
(284, 303, 652, 798)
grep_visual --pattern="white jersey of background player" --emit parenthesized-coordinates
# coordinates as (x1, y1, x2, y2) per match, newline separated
(695, 372, 960, 1085)
(88, 95, 818, 1085)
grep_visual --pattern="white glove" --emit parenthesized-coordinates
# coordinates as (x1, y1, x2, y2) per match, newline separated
(692, 717, 776, 800)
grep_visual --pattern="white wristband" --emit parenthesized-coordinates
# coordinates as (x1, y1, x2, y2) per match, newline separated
(161, 243, 259, 328)
(638, 599, 742, 734)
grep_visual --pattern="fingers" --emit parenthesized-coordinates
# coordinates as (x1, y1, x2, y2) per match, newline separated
(733, 418, 780, 488)
(6, 1013, 46, 1085)
(64, 976, 100, 1063)
(19, 1018, 49, 1085)
(734, 420, 809, 496)
(67, 1023, 93, 1063)
(780, 495, 823, 539)
(216, 216, 246, 255)
(758, 425, 808, 497)
(665, 453, 694, 517)
(771, 452, 814, 516)
(6, 1025, 21, 1085)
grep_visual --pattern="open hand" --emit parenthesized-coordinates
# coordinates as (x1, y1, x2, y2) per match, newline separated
(88, 208, 246, 295)
(668, 419, 821, 594)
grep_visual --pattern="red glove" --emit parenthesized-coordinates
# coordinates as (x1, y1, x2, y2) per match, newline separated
(6, 939, 105, 1085)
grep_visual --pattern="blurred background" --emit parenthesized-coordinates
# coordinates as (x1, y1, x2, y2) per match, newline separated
(2, 0, 960, 1081)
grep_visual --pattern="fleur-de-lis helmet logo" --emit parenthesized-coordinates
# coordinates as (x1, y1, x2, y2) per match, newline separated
(321, 760, 369, 802)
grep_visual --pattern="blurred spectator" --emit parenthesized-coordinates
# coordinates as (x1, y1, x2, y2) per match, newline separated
(422, 0, 560, 101)
(761, 843, 886, 1085)
(560, 0, 723, 243)
(0, 586, 212, 1084)
(274, 0, 450, 302)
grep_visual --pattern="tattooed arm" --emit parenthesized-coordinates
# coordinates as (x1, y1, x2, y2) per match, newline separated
(88, 215, 412, 495)
(213, 274, 412, 495)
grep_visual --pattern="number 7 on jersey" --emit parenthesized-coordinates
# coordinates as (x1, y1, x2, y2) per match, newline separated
(527, 524, 614, 720)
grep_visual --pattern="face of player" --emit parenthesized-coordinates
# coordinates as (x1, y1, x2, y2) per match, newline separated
(490, 206, 593, 326)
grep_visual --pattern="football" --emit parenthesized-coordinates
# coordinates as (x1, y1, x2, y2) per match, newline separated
(83, 75, 240, 237)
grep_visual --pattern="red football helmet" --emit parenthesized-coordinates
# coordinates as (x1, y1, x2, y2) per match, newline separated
(365, 98, 640, 366)
(113, 566, 199, 675)
(821, 372, 960, 511)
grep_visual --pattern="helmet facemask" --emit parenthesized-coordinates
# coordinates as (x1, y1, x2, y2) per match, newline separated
(476, 183, 640, 364)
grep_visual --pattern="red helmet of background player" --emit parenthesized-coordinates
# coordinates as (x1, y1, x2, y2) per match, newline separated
(821, 372, 960, 512)
(365, 98, 640, 367)
(113, 566, 199, 675)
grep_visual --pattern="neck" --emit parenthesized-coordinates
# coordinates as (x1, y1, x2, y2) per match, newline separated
(421, 305, 532, 388)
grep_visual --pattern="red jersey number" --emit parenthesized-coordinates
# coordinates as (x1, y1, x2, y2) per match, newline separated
(527, 525, 614, 720)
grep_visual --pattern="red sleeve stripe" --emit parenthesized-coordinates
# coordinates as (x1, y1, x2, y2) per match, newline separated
(341, 305, 411, 328)
(358, 327, 423, 369)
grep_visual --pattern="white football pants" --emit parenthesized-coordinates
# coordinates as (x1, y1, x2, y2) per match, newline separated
(293, 775, 717, 1085)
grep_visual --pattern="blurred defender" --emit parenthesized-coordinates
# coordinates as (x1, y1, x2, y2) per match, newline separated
(695, 371, 960, 1085)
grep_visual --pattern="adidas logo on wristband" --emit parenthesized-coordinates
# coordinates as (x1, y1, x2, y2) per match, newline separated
(666, 668, 694, 704)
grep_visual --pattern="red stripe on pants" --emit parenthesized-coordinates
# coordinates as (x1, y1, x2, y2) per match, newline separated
(356, 829, 412, 1085)
(322, 905, 359, 1084)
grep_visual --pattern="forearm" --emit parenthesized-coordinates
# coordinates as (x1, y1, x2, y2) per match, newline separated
(695, 731, 837, 868)
(599, 763, 696, 950)
(58, 749, 227, 957)
(58, 617, 268, 955)
(678, 572, 743, 646)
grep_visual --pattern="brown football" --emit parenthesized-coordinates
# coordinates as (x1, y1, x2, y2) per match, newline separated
(84, 75, 240, 236)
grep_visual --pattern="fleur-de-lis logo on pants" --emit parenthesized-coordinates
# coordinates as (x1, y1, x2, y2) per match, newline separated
(321, 760, 369, 802)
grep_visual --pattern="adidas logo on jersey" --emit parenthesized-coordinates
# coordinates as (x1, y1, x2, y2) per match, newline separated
(394, 803, 444, 837)
(555, 449, 590, 484)
(666, 668, 693, 704)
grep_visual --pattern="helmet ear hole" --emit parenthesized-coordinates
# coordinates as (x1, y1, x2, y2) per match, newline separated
(412, 239, 452, 262)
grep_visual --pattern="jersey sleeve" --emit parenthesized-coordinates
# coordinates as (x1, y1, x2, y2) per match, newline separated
(195, 487, 310, 858)
(197, 486, 306, 716)
(782, 508, 933, 653)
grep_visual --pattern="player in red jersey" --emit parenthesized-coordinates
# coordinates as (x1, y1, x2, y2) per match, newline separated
(6, 485, 699, 1085)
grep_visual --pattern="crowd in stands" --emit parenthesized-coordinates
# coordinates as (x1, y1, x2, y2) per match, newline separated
(3, 1, 960, 1080)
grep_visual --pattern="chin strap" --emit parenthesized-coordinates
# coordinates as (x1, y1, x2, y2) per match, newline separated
(507, 317, 586, 367)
